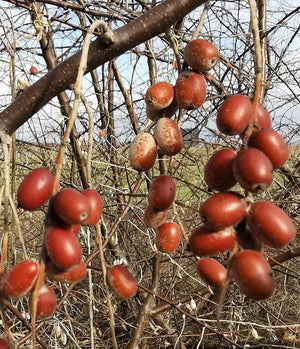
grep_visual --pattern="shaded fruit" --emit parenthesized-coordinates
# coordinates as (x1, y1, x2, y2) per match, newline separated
(3, 259, 39, 298)
(184, 39, 220, 72)
(230, 250, 275, 300)
(82, 188, 103, 225)
(146, 98, 177, 121)
(143, 205, 167, 228)
(54, 188, 91, 225)
(204, 148, 237, 191)
(217, 95, 253, 135)
(200, 192, 247, 229)
(46, 227, 82, 270)
(145, 82, 174, 110)
(0, 338, 10, 349)
(17, 167, 54, 211)
(189, 224, 236, 256)
(129, 132, 157, 171)
(248, 128, 289, 168)
(175, 70, 206, 109)
(107, 265, 137, 299)
(197, 258, 227, 288)
(247, 201, 296, 248)
(156, 222, 181, 253)
(148, 175, 176, 211)
(235, 219, 263, 252)
(154, 118, 183, 156)
(232, 148, 273, 192)
(31, 284, 57, 320)
(45, 259, 87, 284)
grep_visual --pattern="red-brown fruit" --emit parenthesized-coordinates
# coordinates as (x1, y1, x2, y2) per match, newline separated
(145, 82, 174, 110)
(146, 98, 178, 121)
(235, 219, 264, 252)
(175, 70, 206, 109)
(17, 167, 54, 211)
(148, 175, 176, 211)
(217, 95, 253, 135)
(82, 188, 103, 225)
(247, 201, 296, 248)
(46, 227, 82, 270)
(248, 128, 289, 168)
(230, 250, 275, 300)
(232, 148, 273, 192)
(129, 132, 157, 171)
(204, 148, 237, 191)
(54, 188, 91, 225)
(31, 284, 57, 320)
(143, 205, 167, 228)
(156, 222, 181, 253)
(30, 66, 38, 75)
(0, 339, 10, 349)
(107, 265, 137, 299)
(189, 224, 236, 256)
(45, 259, 87, 284)
(3, 259, 39, 298)
(197, 258, 227, 288)
(184, 39, 220, 72)
(154, 118, 183, 156)
(256, 103, 272, 129)
(200, 192, 247, 229)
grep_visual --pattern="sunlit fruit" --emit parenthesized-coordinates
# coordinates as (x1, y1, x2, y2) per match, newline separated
(145, 82, 174, 110)
(204, 148, 237, 191)
(175, 70, 206, 109)
(230, 249, 275, 300)
(148, 175, 176, 211)
(54, 188, 91, 225)
(200, 192, 247, 229)
(248, 128, 289, 168)
(189, 224, 236, 256)
(3, 259, 39, 298)
(0, 338, 10, 349)
(232, 148, 273, 192)
(247, 201, 296, 248)
(30, 65, 38, 75)
(129, 132, 157, 171)
(217, 95, 253, 135)
(154, 118, 183, 156)
(31, 284, 57, 320)
(143, 205, 167, 228)
(17, 167, 54, 211)
(184, 39, 220, 72)
(107, 265, 138, 299)
(156, 222, 181, 253)
(46, 227, 82, 270)
(197, 258, 227, 288)
(82, 188, 103, 225)
(45, 259, 87, 284)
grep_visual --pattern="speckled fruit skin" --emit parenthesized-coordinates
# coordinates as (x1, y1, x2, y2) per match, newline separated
(156, 222, 181, 253)
(143, 205, 167, 228)
(45, 259, 87, 284)
(148, 175, 176, 211)
(247, 201, 296, 248)
(107, 265, 137, 299)
(82, 189, 103, 226)
(248, 128, 289, 168)
(232, 148, 273, 193)
(230, 250, 275, 300)
(17, 167, 54, 211)
(204, 148, 237, 191)
(154, 118, 183, 156)
(3, 259, 39, 298)
(184, 39, 220, 72)
(217, 95, 253, 135)
(175, 70, 206, 109)
(46, 227, 82, 270)
(197, 258, 227, 288)
(200, 192, 247, 229)
(54, 188, 91, 225)
(32, 285, 57, 320)
(189, 225, 236, 256)
(129, 132, 157, 171)
(145, 82, 174, 110)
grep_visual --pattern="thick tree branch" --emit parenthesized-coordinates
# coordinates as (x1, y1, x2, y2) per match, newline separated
(0, 0, 206, 136)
